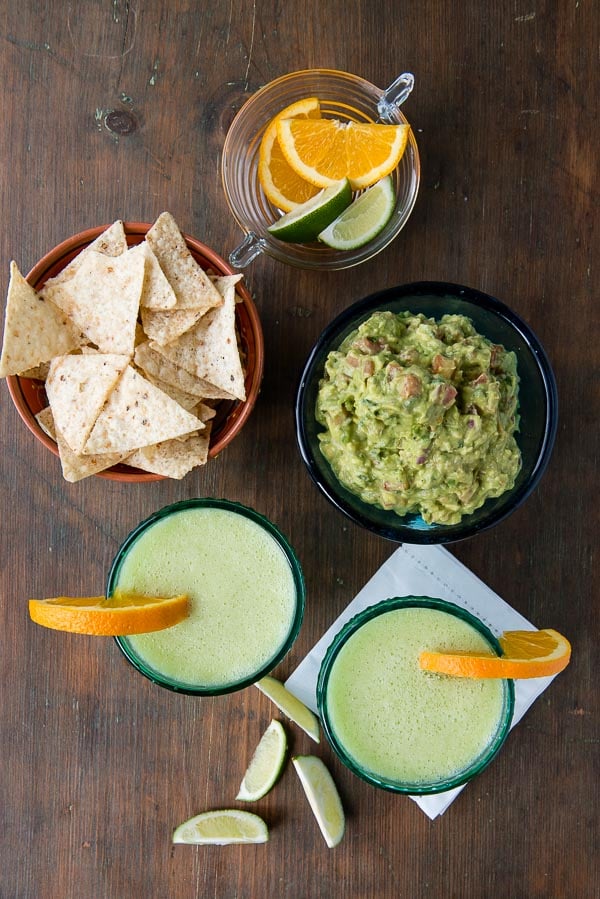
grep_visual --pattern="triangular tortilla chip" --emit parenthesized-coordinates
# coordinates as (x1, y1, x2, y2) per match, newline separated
(134, 340, 234, 400)
(45, 353, 130, 454)
(40, 221, 127, 300)
(210, 273, 244, 294)
(140, 305, 204, 345)
(55, 429, 129, 482)
(46, 248, 143, 356)
(145, 212, 222, 312)
(0, 262, 82, 377)
(137, 241, 177, 310)
(35, 405, 57, 439)
(126, 425, 212, 479)
(83, 366, 205, 455)
(154, 275, 246, 400)
(196, 402, 217, 422)
(139, 370, 207, 411)
(18, 362, 51, 380)
(36, 407, 128, 482)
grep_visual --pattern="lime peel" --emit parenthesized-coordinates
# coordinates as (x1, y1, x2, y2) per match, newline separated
(254, 676, 320, 742)
(236, 719, 288, 802)
(172, 809, 269, 845)
(268, 179, 352, 243)
(292, 755, 345, 848)
(318, 175, 396, 250)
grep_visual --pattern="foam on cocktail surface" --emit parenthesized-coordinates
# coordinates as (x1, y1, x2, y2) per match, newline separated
(118, 508, 297, 687)
(325, 608, 505, 784)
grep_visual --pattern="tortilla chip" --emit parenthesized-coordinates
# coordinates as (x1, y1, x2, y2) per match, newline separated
(86, 220, 128, 257)
(45, 353, 130, 454)
(35, 405, 127, 482)
(134, 340, 234, 400)
(126, 425, 212, 478)
(137, 241, 177, 311)
(35, 405, 56, 439)
(145, 212, 222, 313)
(0, 262, 82, 378)
(40, 221, 127, 299)
(46, 248, 143, 356)
(140, 305, 204, 345)
(196, 402, 217, 422)
(17, 362, 51, 380)
(154, 275, 246, 400)
(210, 273, 244, 294)
(83, 366, 205, 455)
(56, 426, 128, 482)
(139, 370, 206, 411)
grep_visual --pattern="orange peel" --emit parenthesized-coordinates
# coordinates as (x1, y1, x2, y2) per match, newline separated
(28, 590, 190, 636)
(419, 628, 571, 679)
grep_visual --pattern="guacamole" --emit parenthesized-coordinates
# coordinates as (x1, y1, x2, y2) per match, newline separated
(316, 311, 521, 525)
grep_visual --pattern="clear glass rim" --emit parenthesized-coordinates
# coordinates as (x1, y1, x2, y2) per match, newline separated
(108, 498, 305, 696)
(316, 596, 515, 794)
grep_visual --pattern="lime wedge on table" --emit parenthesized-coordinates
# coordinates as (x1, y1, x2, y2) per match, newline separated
(318, 175, 395, 250)
(255, 675, 320, 743)
(267, 178, 352, 243)
(236, 719, 288, 802)
(172, 809, 269, 845)
(292, 755, 345, 848)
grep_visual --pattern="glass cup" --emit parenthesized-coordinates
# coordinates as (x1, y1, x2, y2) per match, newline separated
(317, 597, 515, 794)
(222, 69, 420, 271)
(107, 498, 305, 695)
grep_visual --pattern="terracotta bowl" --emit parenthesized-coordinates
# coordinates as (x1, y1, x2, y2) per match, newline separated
(5, 223, 264, 482)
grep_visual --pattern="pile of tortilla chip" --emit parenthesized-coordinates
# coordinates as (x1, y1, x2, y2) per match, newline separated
(0, 212, 247, 482)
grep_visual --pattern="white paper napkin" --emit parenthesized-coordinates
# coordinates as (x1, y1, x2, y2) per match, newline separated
(285, 543, 556, 819)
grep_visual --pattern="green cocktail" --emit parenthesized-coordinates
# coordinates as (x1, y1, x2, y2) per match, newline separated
(317, 597, 514, 794)
(108, 499, 304, 695)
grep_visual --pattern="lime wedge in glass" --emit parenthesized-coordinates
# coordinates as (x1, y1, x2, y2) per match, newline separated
(292, 755, 345, 848)
(236, 719, 288, 802)
(318, 175, 395, 250)
(267, 178, 352, 243)
(172, 809, 269, 845)
(255, 676, 320, 742)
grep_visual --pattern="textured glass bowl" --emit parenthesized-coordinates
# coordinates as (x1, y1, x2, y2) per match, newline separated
(222, 69, 420, 271)
(5, 224, 264, 482)
(108, 498, 305, 695)
(317, 596, 515, 794)
(296, 281, 558, 543)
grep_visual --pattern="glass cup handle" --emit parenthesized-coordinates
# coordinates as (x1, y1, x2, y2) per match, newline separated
(228, 231, 267, 268)
(377, 72, 415, 123)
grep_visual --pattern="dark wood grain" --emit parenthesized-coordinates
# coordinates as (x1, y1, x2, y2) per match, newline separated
(1, 2, 598, 897)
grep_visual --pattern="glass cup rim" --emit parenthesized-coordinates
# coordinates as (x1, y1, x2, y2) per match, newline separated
(107, 498, 305, 696)
(316, 596, 515, 794)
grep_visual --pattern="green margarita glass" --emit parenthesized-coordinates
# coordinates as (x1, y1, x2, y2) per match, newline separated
(108, 498, 305, 696)
(317, 596, 514, 794)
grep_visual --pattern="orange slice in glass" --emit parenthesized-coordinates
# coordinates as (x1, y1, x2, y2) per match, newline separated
(276, 119, 410, 190)
(419, 628, 571, 679)
(258, 97, 322, 212)
(28, 590, 190, 636)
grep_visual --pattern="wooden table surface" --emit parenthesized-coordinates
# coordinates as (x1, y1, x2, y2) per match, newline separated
(1, 2, 598, 897)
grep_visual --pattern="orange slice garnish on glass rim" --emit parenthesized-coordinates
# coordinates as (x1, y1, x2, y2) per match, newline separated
(419, 629, 571, 679)
(276, 118, 410, 190)
(258, 97, 322, 212)
(28, 590, 190, 636)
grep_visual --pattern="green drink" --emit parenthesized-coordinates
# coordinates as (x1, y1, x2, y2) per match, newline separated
(108, 499, 304, 695)
(317, 597, 514, 794)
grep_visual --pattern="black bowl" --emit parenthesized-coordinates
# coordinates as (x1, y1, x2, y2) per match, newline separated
(295, 282, 558, 544)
